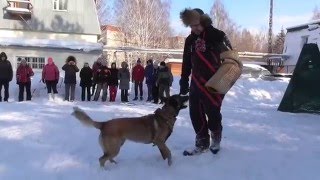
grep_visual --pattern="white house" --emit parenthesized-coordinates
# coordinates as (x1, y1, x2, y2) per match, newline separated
(283, 19, 320, 73)
(0, 0, 102, 71)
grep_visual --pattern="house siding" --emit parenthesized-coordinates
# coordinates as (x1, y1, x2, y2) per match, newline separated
(0, 0, 100, 35)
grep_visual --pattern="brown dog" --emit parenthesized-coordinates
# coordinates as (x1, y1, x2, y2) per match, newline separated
(71, 94, 189, 167)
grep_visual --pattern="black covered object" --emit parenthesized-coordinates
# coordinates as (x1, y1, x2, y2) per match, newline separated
(278, 43, 320, 114)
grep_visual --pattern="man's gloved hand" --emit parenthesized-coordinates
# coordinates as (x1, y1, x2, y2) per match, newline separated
(179, 78, 189, 95)
(42, 79, 45, 83)
(54, 79, 59, 84)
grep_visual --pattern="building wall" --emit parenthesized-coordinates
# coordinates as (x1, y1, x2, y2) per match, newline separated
(0, 0, 101, 35)
(167, 62, 182, 76)
(1, 46, 100, 72)
(284, 26, 320, 67)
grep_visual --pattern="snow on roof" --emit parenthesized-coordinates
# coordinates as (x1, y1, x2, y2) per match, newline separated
(286, 19, 320, 31)
(5, 7, 32, 14)
(0, 37, 103, 52)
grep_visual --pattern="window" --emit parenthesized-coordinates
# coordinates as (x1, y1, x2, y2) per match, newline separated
(16, 56, 45, 69)
(53, 0, 68, 11)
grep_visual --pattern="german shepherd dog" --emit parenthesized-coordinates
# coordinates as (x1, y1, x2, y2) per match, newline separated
(71, 94, 189, 167)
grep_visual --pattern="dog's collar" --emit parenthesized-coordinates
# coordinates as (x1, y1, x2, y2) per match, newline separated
(154, 108, 175, 131)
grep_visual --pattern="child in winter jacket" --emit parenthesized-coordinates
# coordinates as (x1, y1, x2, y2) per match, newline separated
(132, 59, 145, 100)
(92, 58, 102, 96)
(80, 62, 93, 101)
(62, 56, 79, 101)
(157, 61, 173, 103)
(108, 62, 119, 102)
(16, 58, 34, 102)
(144, 59, 154, 101)
(93, 60, 110, 102)
(152, 63, 159, 104)
(118, 61, 130, 102)
(42, 57, 59, 100)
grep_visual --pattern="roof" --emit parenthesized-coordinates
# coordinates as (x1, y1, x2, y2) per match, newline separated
(0, 37, 103, 52)
(100, 25, 122, 32)
(286, 19, 320, 32)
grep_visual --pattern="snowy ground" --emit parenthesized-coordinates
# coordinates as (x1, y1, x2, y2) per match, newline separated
(0, 73, 319, 180)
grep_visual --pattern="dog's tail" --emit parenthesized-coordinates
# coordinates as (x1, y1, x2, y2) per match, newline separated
(71, 106, 102, 129)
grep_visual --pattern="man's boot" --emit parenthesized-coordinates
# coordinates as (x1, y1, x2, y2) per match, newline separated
(183, 135, 210, 156)
(210, 131, 221, 154)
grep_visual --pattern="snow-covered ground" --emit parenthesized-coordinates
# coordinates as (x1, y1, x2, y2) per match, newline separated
(0, 72, 319, 180)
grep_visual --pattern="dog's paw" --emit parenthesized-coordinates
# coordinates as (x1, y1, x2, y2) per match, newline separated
(167, 158, 172, 166)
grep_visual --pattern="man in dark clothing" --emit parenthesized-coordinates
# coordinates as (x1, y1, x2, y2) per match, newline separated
(80, 62, 93, 101)
(0, 52, 13, 102)
(144, 59, 154, 101)
(179, 8, 233, 155)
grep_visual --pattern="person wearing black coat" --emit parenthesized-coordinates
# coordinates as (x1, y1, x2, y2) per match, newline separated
(62, 56, 79, 101)
(179, 8, 233, 155)
(108, 62, 119, 102)
(0, 52, 13, 102)
(80, 62, 93, 101)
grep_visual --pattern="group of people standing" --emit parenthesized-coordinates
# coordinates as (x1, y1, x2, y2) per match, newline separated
(0, 51, 173, 103)
(90, 58, 173, 104)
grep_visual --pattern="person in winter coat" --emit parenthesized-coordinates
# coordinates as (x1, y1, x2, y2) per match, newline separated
(62, 56, 79, 102)
(0, 52, 13, 102)
(179, 8, 233, 155)
(92, 58, 102, 96)
(42, 57, 59, 100)
(118, 61, 130, 102)
(93, 61, 110, 102)
(80, 62, 93, 101)
(132, 58, 145, 100)
(152, 63, 159, 104)
(144, 59, 154, 101)
(156, 61, 173, 104)
(108, 62, 119, 102)
(16, 58, 34, 102)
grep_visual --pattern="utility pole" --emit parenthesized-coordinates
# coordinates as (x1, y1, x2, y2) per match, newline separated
(268, 0, 273, 53)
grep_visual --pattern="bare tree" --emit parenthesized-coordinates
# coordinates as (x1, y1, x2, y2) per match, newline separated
(114, 0, 172, 48)
(210, 0, 269, 53)
(210, 0, 240, 49)
(96, 0, 113, 24)
(273, 28, 286, 53)
(311, 6, 320, 20)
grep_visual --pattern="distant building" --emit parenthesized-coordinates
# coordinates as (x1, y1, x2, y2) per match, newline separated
(0, 0, 102, 70)
(282, 19, 320, 73)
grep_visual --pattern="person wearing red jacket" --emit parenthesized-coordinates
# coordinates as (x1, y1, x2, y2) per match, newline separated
(132, 59, 145, 100)
(16, 58, 34, 102)
(42, 57, 60, 100)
